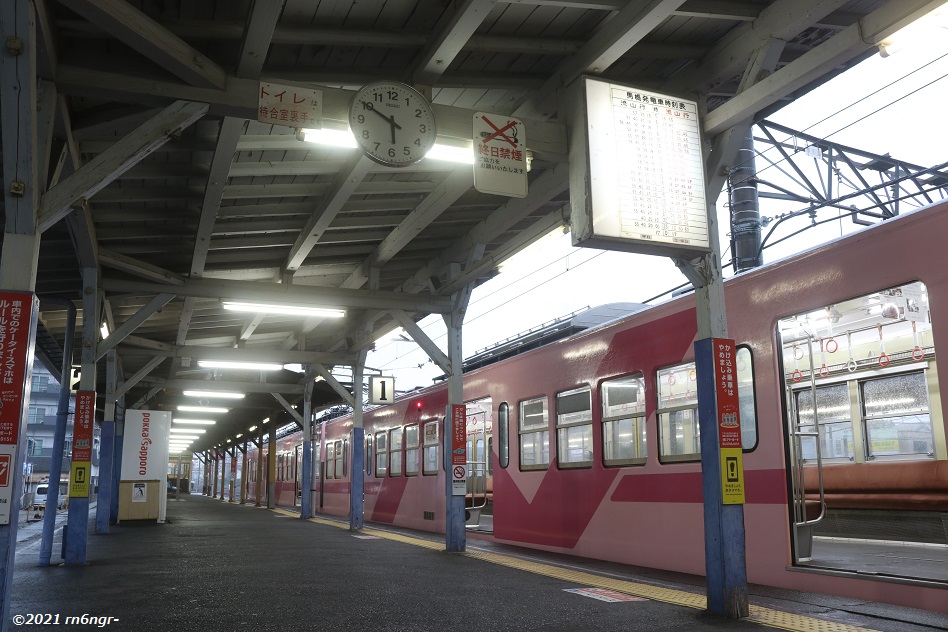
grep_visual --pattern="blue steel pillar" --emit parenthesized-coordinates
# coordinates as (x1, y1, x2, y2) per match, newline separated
(39, 297, 75, 566)
(255, 429, 263, 506)
(442, 273, 474, 553)
(695, 339, 748, 616)
(95, 350, 118, 533)
(300, 372, 314, 519)
(349, 353, 367, 530)
(240, 442, 248, 504)
(64, 267, 99, 565)
(267, 426, 276, 508)
(110, 419, 123, 524)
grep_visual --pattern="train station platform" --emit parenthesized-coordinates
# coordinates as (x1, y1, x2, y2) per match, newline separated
(12, 494, 948, 632)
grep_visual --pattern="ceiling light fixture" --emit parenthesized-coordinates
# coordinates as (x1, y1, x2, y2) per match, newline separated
(171, 428, 205, 434)
(222, 301, 346, 318)
(177, 405, 229, 414)
(100, 322, 110, 339)
(299, 128, 475, 165)
(198, 360, 284, 371)
(248, 425, 257, 432)
(173, 419, 217, 425)
(183, 390, 245, 399)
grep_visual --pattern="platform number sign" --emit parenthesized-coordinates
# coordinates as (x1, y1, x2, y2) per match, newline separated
(369, 376, 396, 405)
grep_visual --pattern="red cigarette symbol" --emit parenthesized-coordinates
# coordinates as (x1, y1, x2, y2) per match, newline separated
(481, 116, 518, 147)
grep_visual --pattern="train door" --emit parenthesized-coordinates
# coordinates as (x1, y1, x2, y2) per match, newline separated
(777, 282, 947, 582)
(465, 398, 493, 533)
(294, 444, 302, 507)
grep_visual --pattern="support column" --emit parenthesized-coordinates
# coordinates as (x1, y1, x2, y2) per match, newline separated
(255, 427, 263, 506)
(229, 447, 236, 502)
(212, 450, 219, 498)
(219, 449, 227, 500)
(267, 425, 276, 508)
(671, 95, 750, 619)
(301, 372, 314, 519)
(443, 316, 466, 552)
(240, 442, 248, 505)
(64, 267, 98, 565)
(110, 417, 123, 524)
(349, 355, 367, 530)
(0, 2, 43, 623)
(39, 298, 75, 566)
(95, 350, 118, 533)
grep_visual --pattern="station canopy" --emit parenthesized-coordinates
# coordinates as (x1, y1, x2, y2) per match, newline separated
(2, 0, 938, 450)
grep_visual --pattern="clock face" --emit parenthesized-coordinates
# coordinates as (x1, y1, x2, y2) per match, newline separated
(348, 81, 437, 167)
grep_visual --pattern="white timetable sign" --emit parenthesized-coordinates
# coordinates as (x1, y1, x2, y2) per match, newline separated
(570, 77, 710, 257)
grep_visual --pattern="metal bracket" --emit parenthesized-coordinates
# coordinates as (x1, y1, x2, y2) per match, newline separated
(9, 181, 25, 196)
(5, 37, 22, 56)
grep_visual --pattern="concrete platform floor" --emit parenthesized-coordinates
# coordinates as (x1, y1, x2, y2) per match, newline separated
(10, 494, 948, 632)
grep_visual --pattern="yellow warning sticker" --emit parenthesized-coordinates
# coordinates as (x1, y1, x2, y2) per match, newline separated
(720, 448, 744, 505)
(69, 462, 90, 498)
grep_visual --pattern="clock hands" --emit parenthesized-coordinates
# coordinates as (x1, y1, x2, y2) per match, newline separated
(362, 101, 401, 143)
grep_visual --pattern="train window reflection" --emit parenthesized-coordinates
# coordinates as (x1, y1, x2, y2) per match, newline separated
(390, 427, 403, 476)
(601, 374, 646, 467)
(519, 396, 550, 470)
(498, 403, 510, 469)
(423, 421, 439, 475)
(657, 362, 700, 463)
(556, 387, 593, 468)
(375, 431, 387, 477)
(862, 372, 934, 459)
(405, 425, 420, 476)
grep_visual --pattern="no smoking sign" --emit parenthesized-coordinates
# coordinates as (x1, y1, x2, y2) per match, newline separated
(452, 464, 467, 496)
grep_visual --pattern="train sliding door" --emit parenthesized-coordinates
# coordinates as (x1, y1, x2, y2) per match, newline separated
(294, 444, 302, 507)
(777, 281, 948, 582)
(465, 398, 493, 533)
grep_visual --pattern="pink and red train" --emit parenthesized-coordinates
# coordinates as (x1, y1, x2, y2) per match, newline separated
(245, 199, 948, 614)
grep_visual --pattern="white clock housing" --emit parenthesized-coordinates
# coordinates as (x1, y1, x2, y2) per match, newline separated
(348, 81, 437, 167)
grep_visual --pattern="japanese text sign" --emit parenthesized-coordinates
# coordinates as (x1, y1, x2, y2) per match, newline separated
(712, 338, 741, 449)
(72, 391, 96, 462)
(451, 404, 466, 466)
(258, 82, 323, 128)
(473, 112, 528, 198)
(0, 291, 36, 446)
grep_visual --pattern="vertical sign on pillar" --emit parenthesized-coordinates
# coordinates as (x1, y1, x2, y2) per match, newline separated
(713, 339, 745, 505)
(70, 391, 96, 498)
(450, 404, 466, 496)
(0, 292, 38, 524)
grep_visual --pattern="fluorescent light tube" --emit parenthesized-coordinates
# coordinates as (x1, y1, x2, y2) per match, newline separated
(183, 390, 245, 399)
(222, 301, 346, 318)
(198, 360, 284, 371)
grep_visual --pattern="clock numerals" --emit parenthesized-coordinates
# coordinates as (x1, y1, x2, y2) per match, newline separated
(350, 81, 436, 167)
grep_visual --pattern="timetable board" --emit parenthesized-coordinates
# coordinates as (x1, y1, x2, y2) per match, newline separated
(570, 77, 710, 257)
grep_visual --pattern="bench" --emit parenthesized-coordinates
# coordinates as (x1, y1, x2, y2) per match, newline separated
(802, 460, 948, 543)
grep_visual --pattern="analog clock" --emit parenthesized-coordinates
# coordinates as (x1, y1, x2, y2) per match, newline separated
(348, 81, 437, 167)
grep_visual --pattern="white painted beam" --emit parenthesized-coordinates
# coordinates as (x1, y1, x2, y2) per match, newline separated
(703, 0, 948, 137)
(139, 378, 305, 395)
(99, 248, 186, 285)
(96, 293, 175, 361)
(113, 356, 166, 399)
(389, 310, 451, 374)
(123, 343, 352, 367)
(100, 276, 453, 314)
(311, 365, 355, 407)
(413, 0, 496, 85)
(272, 393, 303, 424)
(38, 100, 208, 232)
(58, 0, 227, 89)
(285, 155, 374, 273)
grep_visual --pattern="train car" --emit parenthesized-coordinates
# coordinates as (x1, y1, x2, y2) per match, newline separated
(247, 199, 948, 614)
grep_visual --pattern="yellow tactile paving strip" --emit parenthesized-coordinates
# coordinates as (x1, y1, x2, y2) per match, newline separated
(266, 507, 877, 632)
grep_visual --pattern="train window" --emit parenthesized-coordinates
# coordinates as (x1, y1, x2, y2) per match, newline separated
(795, 384, 853, 462)
(736, 346, 758, 450)
(555, 387, 593, 468)
(334, 441, 343, 479)
(601, 374, 647, 467)
(862, 372, 934, 459)
(423, 421, 439, 475)
(498, 403, 509, 469)
(365, 434, 373, 476)
(390, 428, 403, 476)
(343, 437, 349, 477)
(405, 425, 420, 476)
(375, 431, 387, 477)
(519, 396, 550, 470)
(657, 362, 700, 463)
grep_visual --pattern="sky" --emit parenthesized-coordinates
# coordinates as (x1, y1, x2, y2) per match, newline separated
(365, 25, 948, 393)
